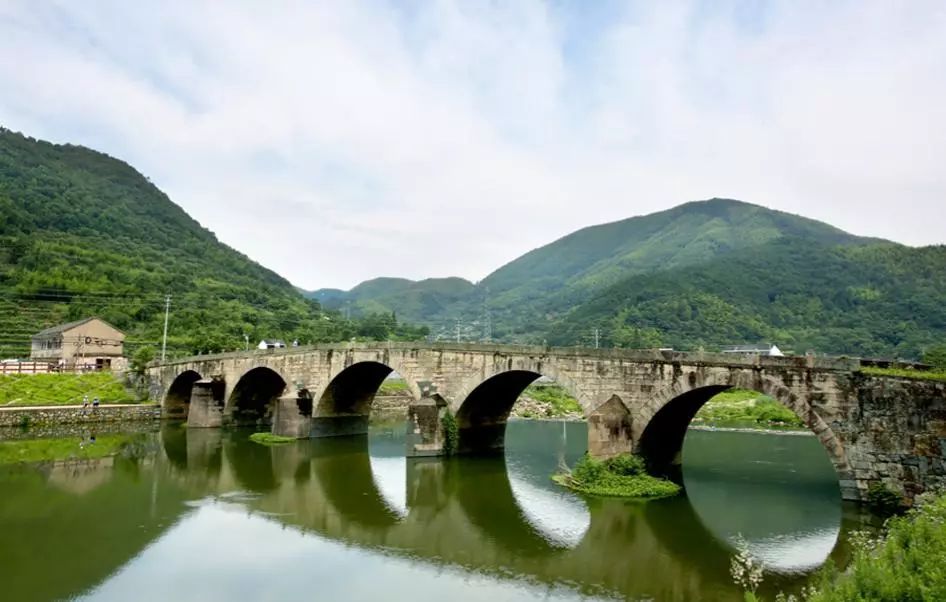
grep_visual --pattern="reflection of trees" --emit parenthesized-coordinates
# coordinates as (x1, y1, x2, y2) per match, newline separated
(147, 428, 853, 602)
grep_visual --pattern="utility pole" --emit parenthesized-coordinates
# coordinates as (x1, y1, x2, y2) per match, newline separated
(243, 334, 249, 351)
(594, 328, 600, 349)
(161, 295, 171, 362)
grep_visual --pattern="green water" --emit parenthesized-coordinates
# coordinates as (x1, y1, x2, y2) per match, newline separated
(0, 422, 872, 601)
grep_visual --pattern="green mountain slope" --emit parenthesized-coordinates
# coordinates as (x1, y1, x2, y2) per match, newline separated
(325, 199, 945, 358)
(549, 238, 946, 357)
(307, 276, 475, 324)
(0, 128, 425, 358)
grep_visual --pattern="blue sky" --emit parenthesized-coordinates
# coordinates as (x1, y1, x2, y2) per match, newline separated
(1, 1, 944, 289)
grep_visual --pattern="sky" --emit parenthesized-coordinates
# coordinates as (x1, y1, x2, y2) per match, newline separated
(1, 1, 944, 290)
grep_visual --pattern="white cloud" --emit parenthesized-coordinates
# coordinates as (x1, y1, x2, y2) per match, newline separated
(1, 1, 944, 289)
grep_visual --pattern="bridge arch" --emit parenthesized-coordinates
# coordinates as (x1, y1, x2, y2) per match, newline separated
(164, 370, 202, 420)
(226, 366, 288, 427)
(453, 366, 587, 454)
(636, 371, 851, 486)
(316, 360, 420, 417)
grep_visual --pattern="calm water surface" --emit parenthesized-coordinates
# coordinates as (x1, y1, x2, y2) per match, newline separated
(0, 422, 874, 602)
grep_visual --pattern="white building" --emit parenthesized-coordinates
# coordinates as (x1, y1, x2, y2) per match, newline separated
(257, 339, 287, 350)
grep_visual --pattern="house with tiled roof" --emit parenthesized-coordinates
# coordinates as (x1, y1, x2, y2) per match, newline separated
(30, 317, 125, 370)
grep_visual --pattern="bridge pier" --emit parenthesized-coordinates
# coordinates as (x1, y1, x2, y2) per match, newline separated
(406, 388, 448, 457)
(587, 395, 634, 459)
(272, 393, 313, 438)
(187, 378, 226, 428)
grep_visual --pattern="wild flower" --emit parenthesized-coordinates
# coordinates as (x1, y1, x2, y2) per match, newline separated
(730, 535, 765, 595)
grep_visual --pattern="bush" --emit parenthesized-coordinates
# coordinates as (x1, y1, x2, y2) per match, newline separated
(441, 409, 459, 455)
(557, 453, 680, 499)
(604, 453, 646, 476)
(805, 491, 946, 601)
(867, 482, 903, 517)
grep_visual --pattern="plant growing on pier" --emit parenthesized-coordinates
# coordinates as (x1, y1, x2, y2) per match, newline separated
(441, 409, 459, 455)
(866, 482, 902, 517)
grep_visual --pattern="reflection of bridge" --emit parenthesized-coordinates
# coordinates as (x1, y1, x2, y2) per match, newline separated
(147, 342, 946, 503)
(157, 427, 855, 601)
(2, 427, 862, 601)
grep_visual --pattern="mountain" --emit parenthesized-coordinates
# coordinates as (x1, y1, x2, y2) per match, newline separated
(307, 276, 475, 324)
(0, 128, 426, 358)
(326, 199, 946, 358)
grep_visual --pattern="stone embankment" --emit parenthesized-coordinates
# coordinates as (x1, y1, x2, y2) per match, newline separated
(0, 404, 161, 429)
(370, 394, 413, 419)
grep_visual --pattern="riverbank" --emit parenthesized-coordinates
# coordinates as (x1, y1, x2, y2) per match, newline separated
(0, 372, 141, 406)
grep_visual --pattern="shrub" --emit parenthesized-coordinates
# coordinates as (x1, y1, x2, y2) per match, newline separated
(441, 409, 459, 455)
(557, 453, 680, 499)
(866, 482, 902, 517)
(604, 453, 646, 476)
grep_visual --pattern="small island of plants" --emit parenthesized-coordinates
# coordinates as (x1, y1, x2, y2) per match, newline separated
(553, 453, 681, 499)
(249, 432, 297, 446)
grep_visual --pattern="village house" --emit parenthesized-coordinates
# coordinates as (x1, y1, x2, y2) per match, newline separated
(30, 317, 126, 370)
(257, 339, 287, 350)
(720, 344, 785, 357)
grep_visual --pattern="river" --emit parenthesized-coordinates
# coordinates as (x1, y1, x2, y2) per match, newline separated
(0, 421, 876, 601)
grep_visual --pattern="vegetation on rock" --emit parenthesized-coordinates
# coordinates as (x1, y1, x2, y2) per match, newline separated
(862, 366, 946, 382)
(553, 453, 681, 498)
(441, 409, 459, 455)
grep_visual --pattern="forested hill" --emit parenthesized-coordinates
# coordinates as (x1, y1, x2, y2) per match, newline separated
(0, 128, 426, 358)
(320, 199, 946, 359)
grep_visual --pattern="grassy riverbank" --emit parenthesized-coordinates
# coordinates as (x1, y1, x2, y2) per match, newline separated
(553, 453, 681, 498)
(0, 434, 132, 463)
(0, 373, 137, 406)
(738, 490, 946, 601)
(694, 389, 803, 429)
(515, 383, 583, 419)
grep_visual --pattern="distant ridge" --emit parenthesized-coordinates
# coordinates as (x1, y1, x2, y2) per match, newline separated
(314, 198, 946, 358)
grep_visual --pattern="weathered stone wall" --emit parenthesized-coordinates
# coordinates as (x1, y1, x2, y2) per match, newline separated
(0, 404, 161, 428)
(836, 375, 946, 503)
(147, 342, 946, 504)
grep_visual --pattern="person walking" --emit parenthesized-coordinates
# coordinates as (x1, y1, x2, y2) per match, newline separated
(92, 397, 100, 411)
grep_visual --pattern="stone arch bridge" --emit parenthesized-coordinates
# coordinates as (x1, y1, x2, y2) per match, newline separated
(146, 342, 946, 504)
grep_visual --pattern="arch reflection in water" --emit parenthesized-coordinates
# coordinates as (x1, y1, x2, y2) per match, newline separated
(1, 421, 873, 602)
(682, 429, 843, 575)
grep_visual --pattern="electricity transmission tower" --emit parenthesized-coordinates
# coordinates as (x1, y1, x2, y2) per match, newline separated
(482, 286, 491, 343)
